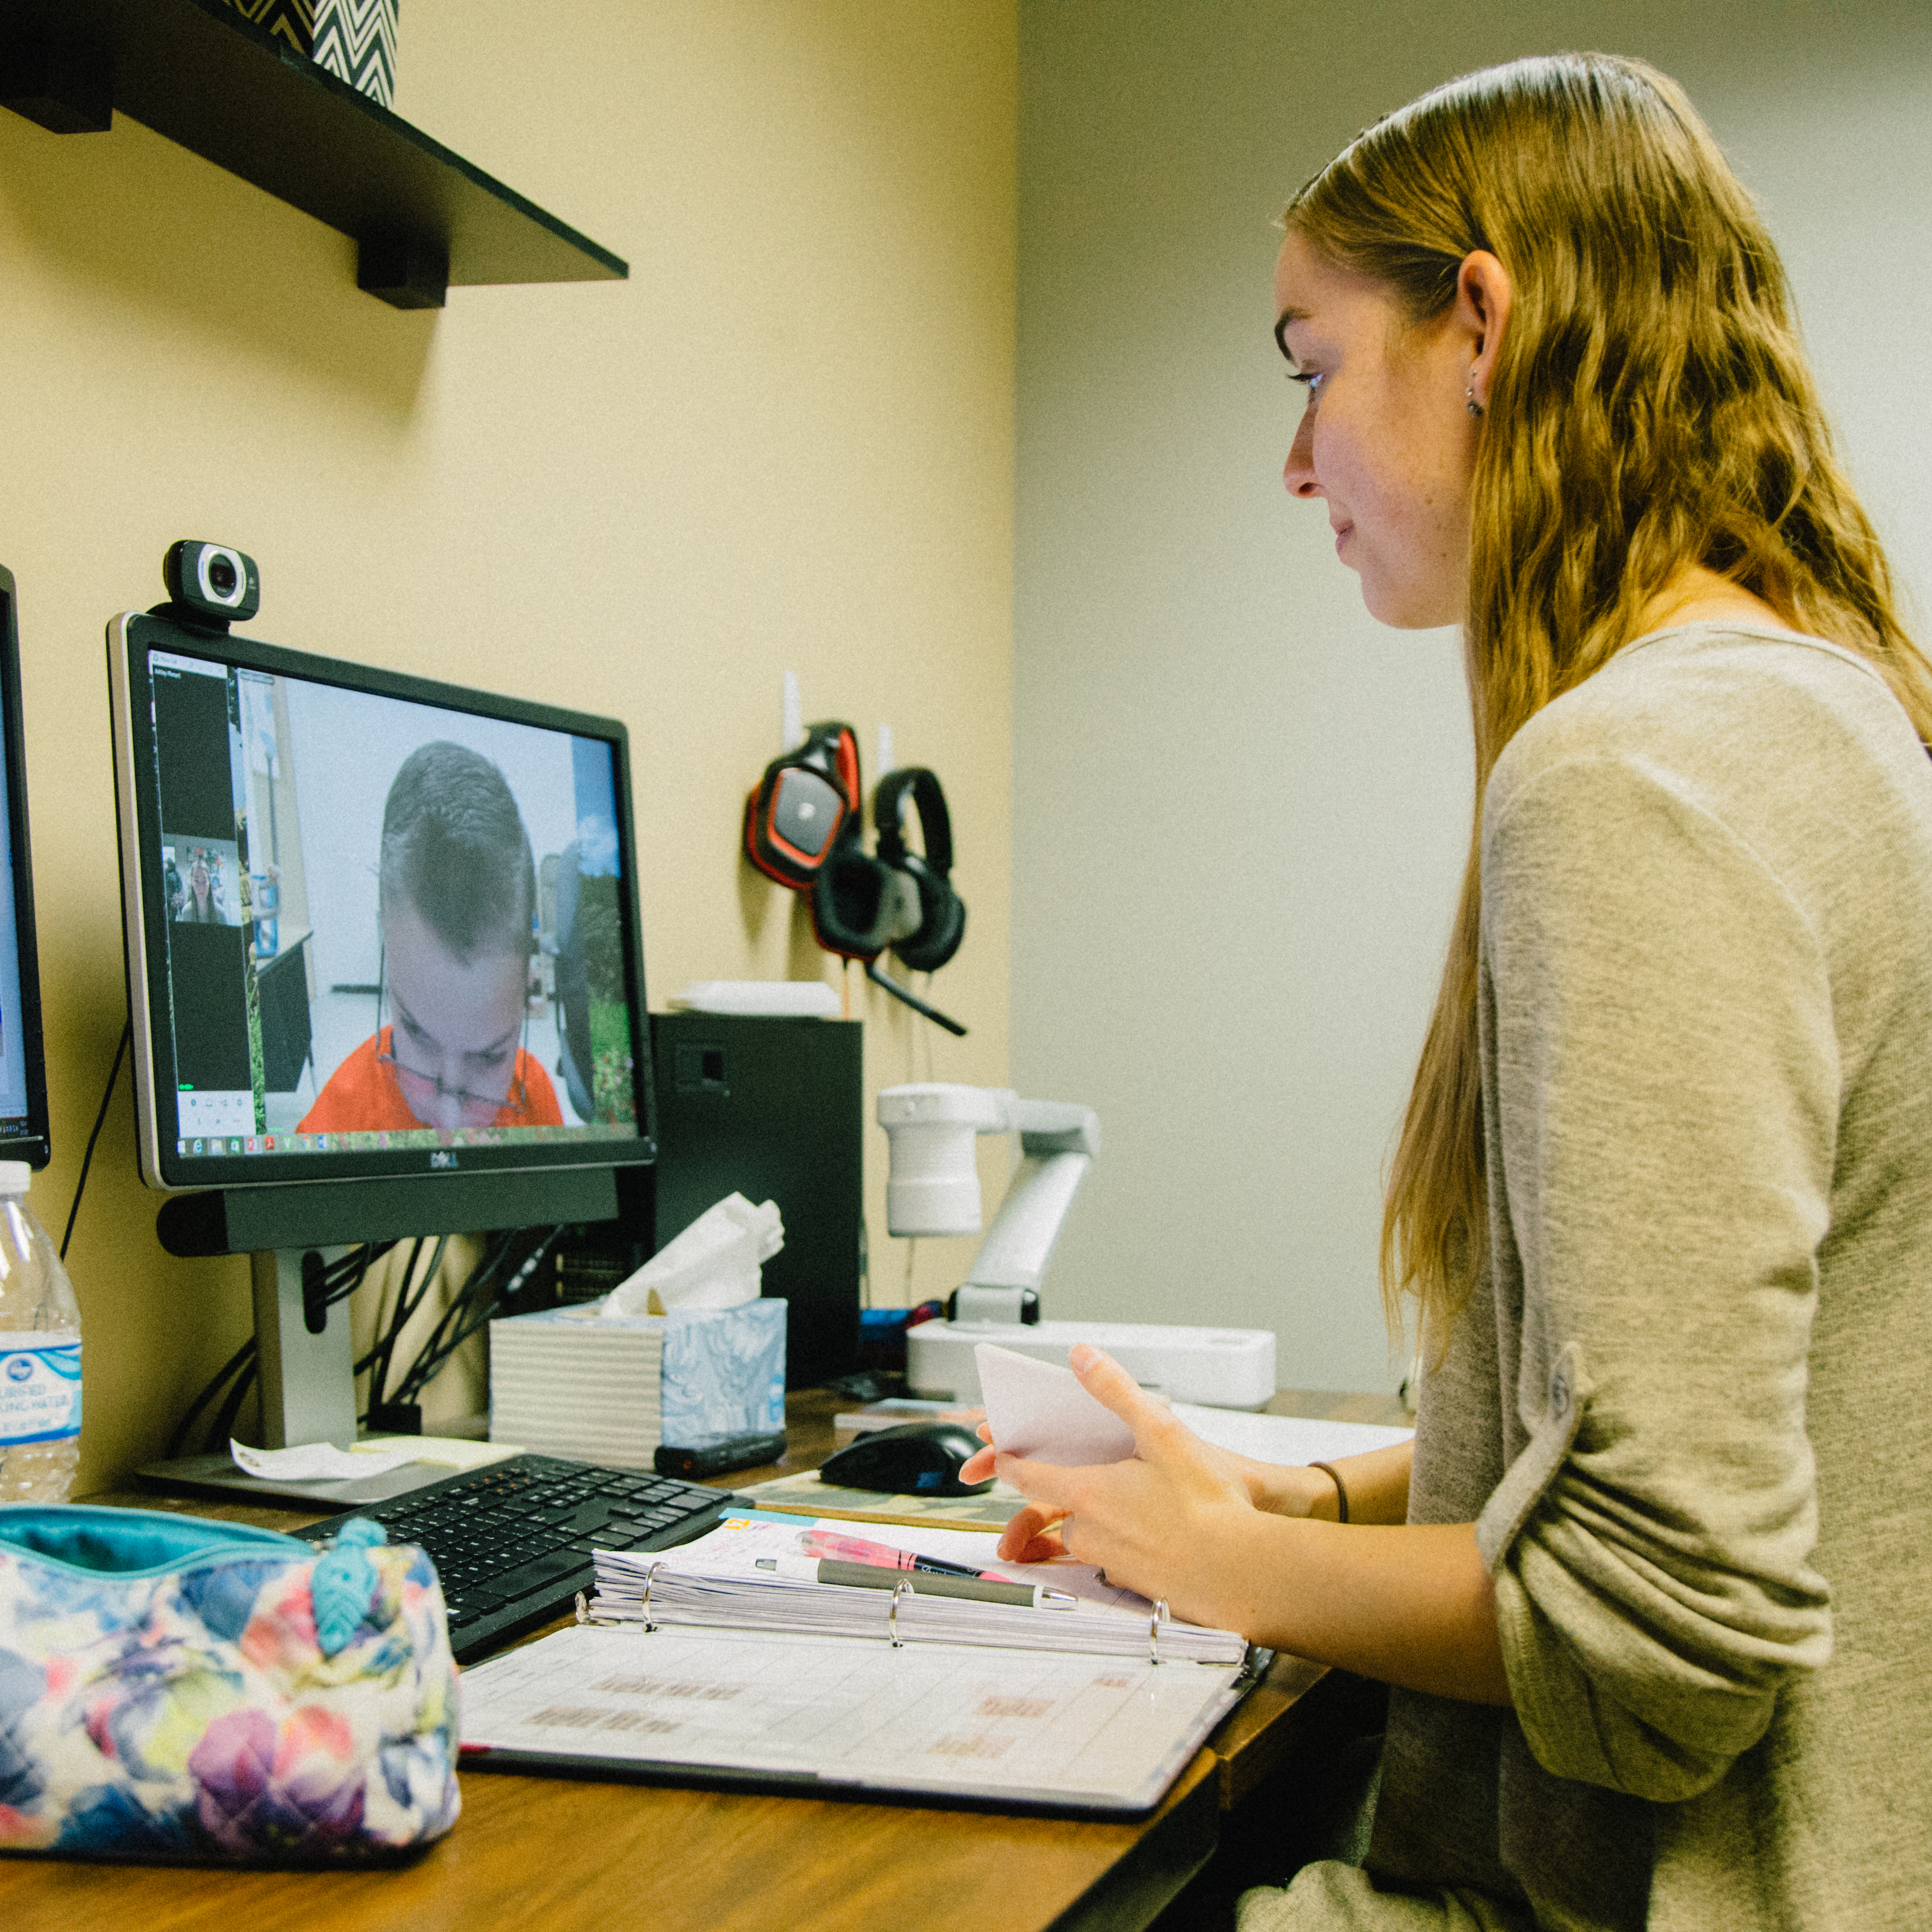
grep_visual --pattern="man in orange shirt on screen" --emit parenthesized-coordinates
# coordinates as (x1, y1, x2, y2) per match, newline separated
(300, 741, 562, 1142)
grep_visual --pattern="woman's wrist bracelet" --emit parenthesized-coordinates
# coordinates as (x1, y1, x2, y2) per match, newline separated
(1308, 1460, 1349, 1524)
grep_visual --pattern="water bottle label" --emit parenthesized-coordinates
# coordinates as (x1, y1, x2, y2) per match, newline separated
(0, 1334, 82, 1445)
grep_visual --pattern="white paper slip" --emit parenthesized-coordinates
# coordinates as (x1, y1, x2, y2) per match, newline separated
(357, 1435, 523, 1473)
(975, 1343, 1136, 1466)
(229, 1439, 427, 1482)
(1168, 1405, 1412, 1466)
(459, 1623, 1249, 1815)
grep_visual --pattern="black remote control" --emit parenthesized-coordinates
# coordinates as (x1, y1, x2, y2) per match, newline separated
(654, 1431, 788, 1479)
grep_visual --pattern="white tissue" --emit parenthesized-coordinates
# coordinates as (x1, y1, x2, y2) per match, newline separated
(975, 1343, 1137, 1466)
(229, 1439, 426, 1482)
(605, 1193, 785, 1316)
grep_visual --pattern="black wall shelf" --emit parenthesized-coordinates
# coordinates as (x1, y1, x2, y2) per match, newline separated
(0, 0, 628, 309)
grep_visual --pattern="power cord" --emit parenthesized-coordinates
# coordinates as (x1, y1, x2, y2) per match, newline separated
(61, 1019, 131, 1262)
(384, 1225, 563, 1409)
(364, 1234, 448, 1423)
(172, 1218, 568, 1454)
(381, 1228, 521, 1408)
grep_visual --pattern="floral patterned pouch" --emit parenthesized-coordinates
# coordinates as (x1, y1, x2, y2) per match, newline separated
(0, 1503, 460, 1863)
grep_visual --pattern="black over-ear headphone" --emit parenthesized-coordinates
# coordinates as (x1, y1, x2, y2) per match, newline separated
(809, 767, 967, 972)
(873, 767, 965, 973)
(810, 818, 921, 963)
(806, 766, 969, 1035)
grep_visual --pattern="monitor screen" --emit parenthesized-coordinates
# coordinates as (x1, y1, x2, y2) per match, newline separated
(0, 567, 49, 1167)
(110, 613, 653, 1193)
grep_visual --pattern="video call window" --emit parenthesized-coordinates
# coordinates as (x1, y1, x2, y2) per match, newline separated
(144, 649, 638, 1162)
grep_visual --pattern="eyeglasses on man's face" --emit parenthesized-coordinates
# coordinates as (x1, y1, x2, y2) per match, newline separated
(374, 956, 532, 1127)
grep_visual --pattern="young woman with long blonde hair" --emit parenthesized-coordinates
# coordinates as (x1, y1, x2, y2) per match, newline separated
(963, 52, 1932, 1928)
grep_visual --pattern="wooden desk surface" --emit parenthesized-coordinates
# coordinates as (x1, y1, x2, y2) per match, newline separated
(0, 1385, 1407, 1931)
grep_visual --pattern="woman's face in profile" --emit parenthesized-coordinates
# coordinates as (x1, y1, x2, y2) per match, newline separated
(1273, 231, 1480, 629)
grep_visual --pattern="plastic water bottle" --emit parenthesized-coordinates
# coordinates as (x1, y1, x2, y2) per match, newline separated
(0, 1162, 82, 1502)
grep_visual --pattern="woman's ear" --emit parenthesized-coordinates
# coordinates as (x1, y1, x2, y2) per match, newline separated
(1456, 251, 1513, 412)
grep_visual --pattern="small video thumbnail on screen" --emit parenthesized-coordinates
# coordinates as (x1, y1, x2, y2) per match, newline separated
(150, 651, 638, 1157)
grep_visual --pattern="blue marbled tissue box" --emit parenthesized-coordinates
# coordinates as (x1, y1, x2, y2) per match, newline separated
(660, 1299, 787, 1444)
(490, 1298, 787, 1465)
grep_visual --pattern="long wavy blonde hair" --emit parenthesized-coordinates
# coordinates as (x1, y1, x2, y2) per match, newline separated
(1286, 53, 1932, 1357)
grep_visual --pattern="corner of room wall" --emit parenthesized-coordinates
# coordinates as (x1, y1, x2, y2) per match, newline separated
(1011, 0, 1932, 1393)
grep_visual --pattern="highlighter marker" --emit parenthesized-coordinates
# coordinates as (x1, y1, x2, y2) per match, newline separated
(794, 1527, 1018, 1584)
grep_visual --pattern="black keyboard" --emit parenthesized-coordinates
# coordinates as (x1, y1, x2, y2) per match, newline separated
(299, 1452, 732, 1660)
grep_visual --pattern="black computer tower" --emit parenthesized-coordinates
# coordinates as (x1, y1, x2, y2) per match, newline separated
(598, 1014, 863, 1389)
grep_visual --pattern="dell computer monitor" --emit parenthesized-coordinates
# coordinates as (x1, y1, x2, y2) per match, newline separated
(109, 611, 654, 1248)
(0, 568, 50, 1168)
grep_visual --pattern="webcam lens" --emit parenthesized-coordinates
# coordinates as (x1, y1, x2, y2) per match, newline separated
(207, 554, 238, 597)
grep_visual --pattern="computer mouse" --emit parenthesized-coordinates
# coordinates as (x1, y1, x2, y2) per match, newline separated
(817, 1422, 994, 1496)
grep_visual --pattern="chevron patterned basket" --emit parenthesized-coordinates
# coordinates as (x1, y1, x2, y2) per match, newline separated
(214, 0, 315, 58)
(313, 0, 399, 109)
(214, 0, 398, 110)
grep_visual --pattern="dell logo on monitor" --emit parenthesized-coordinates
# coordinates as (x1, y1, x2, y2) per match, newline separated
(431, 1151, 460, 1170)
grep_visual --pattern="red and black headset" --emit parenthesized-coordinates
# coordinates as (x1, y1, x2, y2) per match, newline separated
(741, 720, 861, 890)
(743, 730, 967, 1034)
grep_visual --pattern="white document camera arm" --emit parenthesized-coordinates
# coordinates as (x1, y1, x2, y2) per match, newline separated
(876, 1084, 1099, 1318)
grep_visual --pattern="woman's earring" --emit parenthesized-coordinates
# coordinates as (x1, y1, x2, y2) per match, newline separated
(1465, 385, 1484, 419)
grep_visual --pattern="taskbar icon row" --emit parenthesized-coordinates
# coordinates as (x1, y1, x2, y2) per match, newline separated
(171, 1123, 603, 1160)
(177, 1132, 342, 1158)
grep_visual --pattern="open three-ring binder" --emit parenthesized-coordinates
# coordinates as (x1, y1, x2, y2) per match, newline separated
(457, 1514, 1265, 1815)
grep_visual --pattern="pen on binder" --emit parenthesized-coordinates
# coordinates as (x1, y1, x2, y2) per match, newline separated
(794, 1528, 1017, 1583)
(757, 1555, 1076, 1609)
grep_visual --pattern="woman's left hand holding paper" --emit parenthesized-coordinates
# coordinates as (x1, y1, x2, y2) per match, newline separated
(957, 1344, 1262, 1627)
(961, 1344, 1506, 1698)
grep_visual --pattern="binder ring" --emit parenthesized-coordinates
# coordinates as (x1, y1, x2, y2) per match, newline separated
(888, 1578, 915, 1648)
(1149, 1598, 1169, 1666)
(641, 1561, 666, 1633)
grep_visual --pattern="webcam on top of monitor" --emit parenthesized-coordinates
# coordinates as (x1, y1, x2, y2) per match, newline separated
(159, 540, 260, 630)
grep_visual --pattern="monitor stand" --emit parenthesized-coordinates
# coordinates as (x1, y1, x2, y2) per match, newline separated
(136, 1246, 475, 1508)
(253, 1244, 356, 1449)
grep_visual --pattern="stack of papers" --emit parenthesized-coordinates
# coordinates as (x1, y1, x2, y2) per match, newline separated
(586, 1513, 1246, 1667)
(460, 1511, 1260, 1815)
(489, 1308, 665, 1470)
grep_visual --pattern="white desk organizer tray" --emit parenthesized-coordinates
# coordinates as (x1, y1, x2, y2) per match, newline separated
(906, 1319, 1276, 1411)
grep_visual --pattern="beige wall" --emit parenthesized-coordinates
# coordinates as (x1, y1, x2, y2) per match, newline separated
(1013, 2, 1932, 1392)
(0, 0, 1017, 1490)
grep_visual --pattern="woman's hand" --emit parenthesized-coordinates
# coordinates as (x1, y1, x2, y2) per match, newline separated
(954, 1345, 1295, 1621)
(957, 1348, 1502, 1698)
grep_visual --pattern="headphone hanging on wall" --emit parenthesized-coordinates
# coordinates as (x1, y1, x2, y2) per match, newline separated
(872, 767, 966, 973)
(810, 819, 922, 962)
(807, 767, 966, 1035)
(741, 720, 861, 890)
(809, 767, 966, 970)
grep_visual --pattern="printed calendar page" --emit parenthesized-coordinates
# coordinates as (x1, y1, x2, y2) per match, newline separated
(459, 1623, 1246, 1813)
